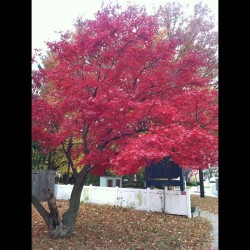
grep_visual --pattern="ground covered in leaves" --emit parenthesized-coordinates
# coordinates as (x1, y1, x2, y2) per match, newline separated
(32, 200, 213, 250)
(190, 195, 218, 214)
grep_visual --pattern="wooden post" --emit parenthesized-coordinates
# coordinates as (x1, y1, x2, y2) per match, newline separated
(32, 170, 56, 201)
(180, 167, 185, 191)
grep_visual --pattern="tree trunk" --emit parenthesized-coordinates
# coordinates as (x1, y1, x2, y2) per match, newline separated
(61, 166, 91, 236)
(199, 168, 205, 198)
(32, 165, 94, 238)
(66, 162, 71, 184)
(184, 169, 191, 182)
(47, 151, 52, 170)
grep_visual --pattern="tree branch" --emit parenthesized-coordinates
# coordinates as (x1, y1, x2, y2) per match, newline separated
(98, 127, 147, 150)
(133, 58, 161, 88)
(82, 124, 90, 154)
(32, 194, 50, 226)
(195, 107, 200, 125)
(62, 136, 78, 179)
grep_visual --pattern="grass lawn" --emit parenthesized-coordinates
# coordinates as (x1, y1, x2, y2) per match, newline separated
(32, 200, 213, 250)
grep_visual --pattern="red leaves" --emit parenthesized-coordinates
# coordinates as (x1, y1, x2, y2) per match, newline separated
(32, 4, 218, 175)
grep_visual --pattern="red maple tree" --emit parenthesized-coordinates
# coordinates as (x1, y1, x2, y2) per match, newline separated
(32, 5, 218, 237)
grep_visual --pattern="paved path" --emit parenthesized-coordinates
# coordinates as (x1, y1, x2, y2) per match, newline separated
(188, 185, 218, 249)
(197, 208, 218, 249)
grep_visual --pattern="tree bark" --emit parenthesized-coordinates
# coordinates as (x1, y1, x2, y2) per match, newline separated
(32, 194, 50, 225)
(47, 151, 54, 170)
(199, 169, 205, 198)
(61, 165, 94, 235)
(32, 165, 94, 238)
(62, 136, 77, 180)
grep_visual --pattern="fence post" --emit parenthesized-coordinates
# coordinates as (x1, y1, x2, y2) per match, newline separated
(32, 170, 56, 201)
(116, 186, 119, 206)
(147, 187, 150, 212)
(89, 184, 92, 204)
(186, 189, 191, 218)
(163, 187, 167, 213)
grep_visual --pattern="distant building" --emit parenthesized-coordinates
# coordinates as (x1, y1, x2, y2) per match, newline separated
(100, 176, 122, 187)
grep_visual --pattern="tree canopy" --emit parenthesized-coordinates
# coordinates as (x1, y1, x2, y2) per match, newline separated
(32, 4, 218, 176)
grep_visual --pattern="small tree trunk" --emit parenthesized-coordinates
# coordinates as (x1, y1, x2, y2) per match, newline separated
(199, 169, 205, 198)
(32, 165, 94, 238)
(61, 165, 93, 235)
(184, 169, 190, 182)
(43, 188, 68, 238)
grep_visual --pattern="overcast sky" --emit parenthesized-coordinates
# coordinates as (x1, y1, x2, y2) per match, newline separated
(32, 0, 218, 55)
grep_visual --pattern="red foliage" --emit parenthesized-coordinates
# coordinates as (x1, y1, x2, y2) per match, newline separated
(32, 5, 218, 175)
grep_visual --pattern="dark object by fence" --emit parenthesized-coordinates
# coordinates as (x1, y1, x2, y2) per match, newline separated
(145, 156, 185, 191)
(32, 170, 56, 201)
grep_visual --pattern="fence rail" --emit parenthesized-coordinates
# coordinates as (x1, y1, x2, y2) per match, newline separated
(54, 184, 191, 218)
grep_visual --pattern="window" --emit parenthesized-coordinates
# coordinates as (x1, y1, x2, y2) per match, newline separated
(108, 179, 113, 187)
(115, 179, 121, 187)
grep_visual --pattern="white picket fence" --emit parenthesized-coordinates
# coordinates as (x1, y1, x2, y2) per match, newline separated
(54, 184, 191, 218)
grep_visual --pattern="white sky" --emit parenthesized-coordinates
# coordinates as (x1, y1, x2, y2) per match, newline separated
(32, 0, 218, 55)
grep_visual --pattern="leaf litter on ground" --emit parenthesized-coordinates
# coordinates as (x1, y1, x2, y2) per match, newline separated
(191, 194, 218, 214)
(32, 199, 214, 250)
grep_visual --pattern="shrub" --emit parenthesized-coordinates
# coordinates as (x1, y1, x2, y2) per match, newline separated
(186, 181, 198, 186)
(191, 205, 196, 213)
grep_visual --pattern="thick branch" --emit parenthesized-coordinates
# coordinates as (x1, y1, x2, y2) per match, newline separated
(98, 127, 147, 150)
(62, 136, 78, 179)
(97, 63, 106, 82)
(32, 194, 50, 226)
(71, 166, 78, 180)
(195, 107, 200, 125)
(86, 86, 98, 98)
(82, 124, 90, 154)
(74, 165, 94, 190)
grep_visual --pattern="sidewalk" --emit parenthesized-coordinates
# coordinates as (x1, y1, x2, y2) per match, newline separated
(188, 183, 218, 249)
(188, 183, 218, 198)
(198, 208, 218, 250)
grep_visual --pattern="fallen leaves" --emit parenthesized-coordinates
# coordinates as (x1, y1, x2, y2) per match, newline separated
(32, 200, 213, 249)
(191, 195, 218, 214)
